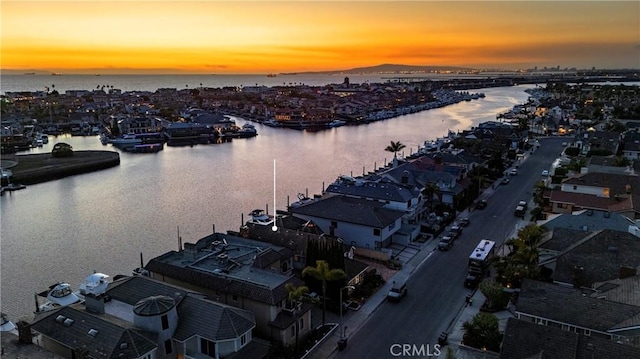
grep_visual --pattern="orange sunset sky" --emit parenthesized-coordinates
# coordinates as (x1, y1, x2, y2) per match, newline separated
(1, 1, 639, 74)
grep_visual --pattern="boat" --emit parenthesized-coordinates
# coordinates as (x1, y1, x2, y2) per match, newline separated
(266, 73, 277, 78)
(263, 119, 280, 127)
(0, 313, 16, 333)
(247, 209, 274, 226)
(78, 272, 110, 296)
(37, 282, 83, 312)
(235, 123, 258, 138)
(110, 134, 142, 147)
(327, 119, 347, 128)
(36, 272, 111, 312)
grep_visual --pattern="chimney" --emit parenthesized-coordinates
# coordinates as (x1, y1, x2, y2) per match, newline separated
(619, 266, 636, 279)
(85, 293, 105, 314)
(626, 184, 632, 194)
(401, 171, 409, 184)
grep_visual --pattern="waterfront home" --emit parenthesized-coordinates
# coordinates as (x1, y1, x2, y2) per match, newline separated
(144, 233, 312, 347)
(324, 176, 423, 223)
(288, 193, 405, 249)
(29, 275, 266, 359)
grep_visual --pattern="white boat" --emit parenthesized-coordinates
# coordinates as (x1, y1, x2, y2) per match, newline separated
(248, 209, 274, 225)
(263, 119, 280, 127)
(327, 119, 346, 128)
(1, 312, 16, 332)
(37, 272, 110, 312)
(38, 282, 83, 312)
(78, 272, 110, 296)
(110, 134, 143, 147)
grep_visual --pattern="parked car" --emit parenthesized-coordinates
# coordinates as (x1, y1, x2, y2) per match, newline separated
(475, 200, 487, 209)
(518, 200, 528, 209)
(501, 177, 510, 185)
(387, 281, 408, 302)
(438, 235, 454, 251)
(459, 217, 470, 227)
(449, 225, 463, 239)
(541, 170, 549, 176)
(514, 205, 526, 218)
(509, 168, 518, 176)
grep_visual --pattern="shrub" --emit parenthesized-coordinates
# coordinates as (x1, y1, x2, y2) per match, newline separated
(51, 142, 74, 158)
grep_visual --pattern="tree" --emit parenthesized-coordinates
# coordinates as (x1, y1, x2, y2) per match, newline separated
(478, 279, 510, 311)
(285, 283, 309, 356)
(462, 312, 502, 352)
(302, 260, 346, 326)
(422, 182, 440, 211)
(51, 142, 73, 158)
(385, 141, 406, 159)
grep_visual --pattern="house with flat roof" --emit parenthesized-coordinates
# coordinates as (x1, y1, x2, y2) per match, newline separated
(144, 233, 312, 347)
(515, 279, 640, 346)
(29, 275, 266, 359)
(288, 193, 405, 249)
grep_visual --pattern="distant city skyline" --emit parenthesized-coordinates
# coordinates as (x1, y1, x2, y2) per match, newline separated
(2, 1, 639, 74)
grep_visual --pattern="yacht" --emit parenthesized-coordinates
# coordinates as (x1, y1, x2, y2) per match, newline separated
(327, 119, 347, 128)
(110, 134, 142, 147)
(236, 123, 258, 138)
(247, 209, 274, 226)
(37, 282, 83, 312)
(78, 272, 110, 297)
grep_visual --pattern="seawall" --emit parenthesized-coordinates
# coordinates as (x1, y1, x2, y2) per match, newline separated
(2, 151, 120, 185)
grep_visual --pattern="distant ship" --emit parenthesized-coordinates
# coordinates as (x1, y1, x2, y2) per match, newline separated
(51, 72, 63, 76)
(266, 73, 277, 78)
(24, 72, 36, 75)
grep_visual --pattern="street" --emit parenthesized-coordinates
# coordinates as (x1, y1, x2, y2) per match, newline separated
(333, 137, 566, 358)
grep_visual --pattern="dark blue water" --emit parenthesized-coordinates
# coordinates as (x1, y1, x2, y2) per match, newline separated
(0, 83, 535, 320)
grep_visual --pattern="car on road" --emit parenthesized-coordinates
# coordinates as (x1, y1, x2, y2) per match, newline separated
(501, 177, 510, 185)
(464, 272, 482, 288)
(542, 170, 549, 176)
(562, 142, 568, 147)
(438, 235, 454, 251)
(475, 200, 487, 209)
(459, 217, 470, 227)
(518, 200, 528, 209)
(387, 281, 408, 302)
(509, 168, 518, 176)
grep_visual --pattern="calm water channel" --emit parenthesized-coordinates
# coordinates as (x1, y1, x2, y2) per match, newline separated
(0, 85, 534, 319)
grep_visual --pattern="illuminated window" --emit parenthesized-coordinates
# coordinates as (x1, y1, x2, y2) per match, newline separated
(602, 188, 610, 198)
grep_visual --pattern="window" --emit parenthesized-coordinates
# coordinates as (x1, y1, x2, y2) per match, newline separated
(164, 339, 172, 355)
(232, 295, 238, 302)
(584, 329, 591, 336)
(291, 325, 296, 338)
(299, 317, 304, 330)
(373, 228, 381, 236)
(161, 314, 169, 330)
(201, 338, 215, 357)
(241, 334, 247, 346)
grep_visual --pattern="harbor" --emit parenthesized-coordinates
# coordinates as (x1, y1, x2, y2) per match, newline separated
(0, 85, 534, 323)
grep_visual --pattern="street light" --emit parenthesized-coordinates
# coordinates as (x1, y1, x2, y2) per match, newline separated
(340, 285, 355, 339)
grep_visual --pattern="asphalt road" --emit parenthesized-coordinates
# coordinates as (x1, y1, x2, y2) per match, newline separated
(334, 137, 567, 359)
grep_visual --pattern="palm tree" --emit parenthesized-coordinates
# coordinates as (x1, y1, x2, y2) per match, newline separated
(422, 182, 440, 211)
(302, 260, 346, 326)
(385, 141, 406, 159)
(285, 283, 309, 356)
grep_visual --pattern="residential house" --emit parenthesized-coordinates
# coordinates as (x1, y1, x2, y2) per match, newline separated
(540, 229, 640, 288)
(548, 172, 640, 218)
(622, 130, 640, 161)
(29, 275, 267, 359)
(288, 193, 405, 249)
(500, 317, 640, 359)
(515, 279, 640, 346)
(144, 233, 312, 347)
